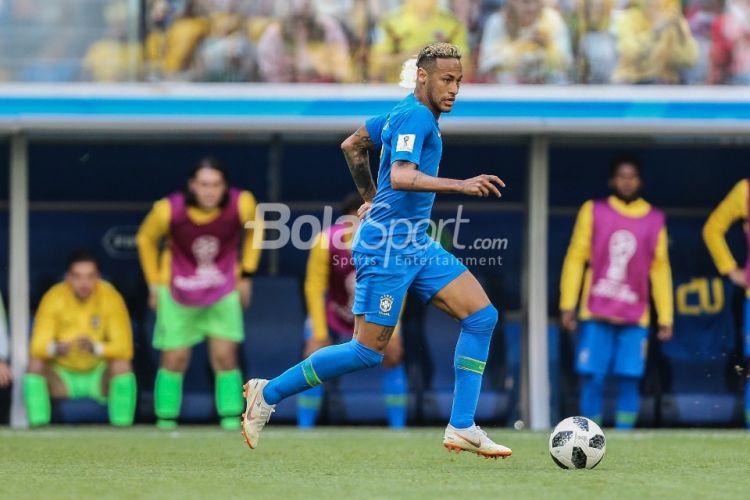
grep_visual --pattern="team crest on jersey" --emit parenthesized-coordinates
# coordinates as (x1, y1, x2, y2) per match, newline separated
(91, 315, 101, 329)
(379, 294, 394, 315)
(396, 134, 415, 152)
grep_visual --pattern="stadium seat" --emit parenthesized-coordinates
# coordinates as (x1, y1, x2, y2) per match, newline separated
(242, 277, 305, 421)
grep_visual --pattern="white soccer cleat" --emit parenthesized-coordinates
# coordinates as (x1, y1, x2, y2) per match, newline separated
(443, 424, 512, 459)
(241, 379, 276, 449)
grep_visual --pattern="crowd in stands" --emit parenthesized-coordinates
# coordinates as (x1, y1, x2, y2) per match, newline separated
(1, 0, 750, 84)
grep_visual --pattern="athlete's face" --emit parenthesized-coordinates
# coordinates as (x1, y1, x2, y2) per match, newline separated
(419, 58, 462, 114)
(609, 163, 642, 201)
(189, 167, 227, 210)
(66, 261, 99, 301)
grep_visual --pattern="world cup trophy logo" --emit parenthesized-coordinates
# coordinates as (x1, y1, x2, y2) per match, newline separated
(605, 229, 637, 282)
(192, 235, 220, 274)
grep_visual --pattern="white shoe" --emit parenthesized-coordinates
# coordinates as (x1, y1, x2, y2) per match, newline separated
(241, 379, 276, 449)
(443, 424, 512, 459)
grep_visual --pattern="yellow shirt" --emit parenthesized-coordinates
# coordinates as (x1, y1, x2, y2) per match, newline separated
(162, 17, 210, 75)
(703, 179, 749, 296)
(30, 281, 133, 372)
(560, 196, 673, 327)
(84, 40, 141, 82)
(370, 6, 470, 83)
(611, 6, 698, 84)
(136, 190, 263, 287)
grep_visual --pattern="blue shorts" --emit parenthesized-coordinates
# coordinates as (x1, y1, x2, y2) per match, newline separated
(575, 320, 649, 378)
(745, 298, 750, 358)
(352, 241, 467, 327)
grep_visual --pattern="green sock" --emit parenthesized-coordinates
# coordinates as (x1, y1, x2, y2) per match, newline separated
(215, 369, 244, 419)
(23, 374, 51, 427)
(155, 368, 183, 422)
(108, 373, 137, 427)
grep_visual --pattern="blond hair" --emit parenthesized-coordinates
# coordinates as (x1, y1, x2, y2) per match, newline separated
(416, 42, 462, 69)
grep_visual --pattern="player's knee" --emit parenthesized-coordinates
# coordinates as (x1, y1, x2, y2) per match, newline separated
(350, 339, 384, 369)
(460, 304, 498, 336)
(210, 350, 237, 372)
(382, 351, 402, 368)
(107, 359, 132, 376)
(27, 358, 46, 374)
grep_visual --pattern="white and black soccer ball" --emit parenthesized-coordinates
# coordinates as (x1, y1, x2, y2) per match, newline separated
(548, 416, 606, 470)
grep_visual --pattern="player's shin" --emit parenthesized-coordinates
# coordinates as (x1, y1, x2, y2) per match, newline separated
(383, 364, 407, 428)
(155, 368, 183, 428)
(449, 304, 498, 429)
(579, 374, 605, 426)
(263, 339, 384, 405)
(23, 374, 51, 427)
(615, 376, 640, 429)
(216, 369, 244, 429)
(297, 385, 324, 428)
(108, 373, 137, 427)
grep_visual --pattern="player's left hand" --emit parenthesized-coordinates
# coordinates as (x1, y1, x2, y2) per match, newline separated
(357, 201, 372, 219)
(657, 325, 673, 342)
(238, 277, 253, 309)
(76, 337, 95, 353)
(0, 361, 12, 387)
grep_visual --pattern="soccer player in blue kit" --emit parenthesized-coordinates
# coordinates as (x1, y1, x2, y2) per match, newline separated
(242, 42, 510, 458)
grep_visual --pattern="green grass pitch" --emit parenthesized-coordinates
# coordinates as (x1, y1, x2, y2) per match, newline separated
(1, 427, 748, 499)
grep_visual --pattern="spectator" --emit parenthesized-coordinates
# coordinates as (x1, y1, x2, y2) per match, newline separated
(570, 0, 618, 83)
(611, 0, 699, 84)
(257, 0, 354, 83)
(715, 0, 750, 83)
(369, 0, 470, 83)
(160, 0, 210, 78)
(193, 2, 256, 81)
(477, 0, 572, 84)
(136, 157, 263, 430)
(144, 0, 173, 80)
(298, 193, 407, 429)
(0, 294, 11, 425)
(559, 156, 673, 429)
(83, 1, 140, 82)
(685, 0, 724, 84)
(702, 178, 749, 428)
(23, 250, 136, 427)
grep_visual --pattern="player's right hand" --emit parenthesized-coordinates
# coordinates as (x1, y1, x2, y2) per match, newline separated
(560, 310, 578, 333)
(459, 175, 505, 198)
(55, 341, 72, 356)
(727, 268, 747, 288)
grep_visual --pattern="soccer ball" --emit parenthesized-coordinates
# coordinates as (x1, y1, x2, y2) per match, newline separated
(548, 416, 606, 470)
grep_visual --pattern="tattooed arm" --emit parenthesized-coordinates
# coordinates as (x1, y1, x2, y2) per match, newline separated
(341, 126, 377, 202)
(390, 160, 505, 197)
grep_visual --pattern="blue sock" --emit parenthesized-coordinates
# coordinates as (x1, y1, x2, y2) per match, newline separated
(449, 304, 498, 429)
(615, 376, 640, 430)
(580, 373, 605, 426)
(745, 379, 750, 429)
(383, 364, 407, 429)
(263, 339, 383, 405)
(297, 384, 323, 429)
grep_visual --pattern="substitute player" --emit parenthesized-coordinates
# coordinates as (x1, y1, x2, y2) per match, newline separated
(298, 193, 407, 429)
(560, 157, 674, 429)
(24, 250, 136, 427)
(137, 158, 262, 430)
(242, 42, 511, 457)
(703, 178, 749, 428)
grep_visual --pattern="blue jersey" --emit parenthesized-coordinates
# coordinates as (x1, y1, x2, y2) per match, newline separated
(354, 94, 442, 255)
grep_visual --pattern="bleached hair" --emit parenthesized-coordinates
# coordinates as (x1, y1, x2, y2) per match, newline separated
(416, 42, 462, 69)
